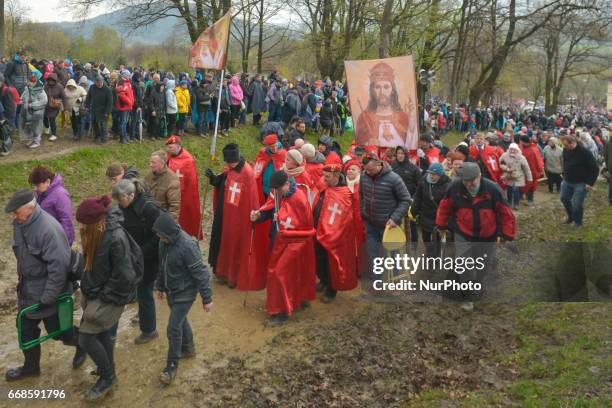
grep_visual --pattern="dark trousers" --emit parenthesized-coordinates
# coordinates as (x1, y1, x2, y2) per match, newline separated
(166, 114, 176, 134)
(197, 109, 208, 134)
(130, 109, 141, 140)
(19, 313, 78, 371)
(79, 329, 115, 379)
(137, 280, 156, 336)
(364, 221, 385, 282)
(560, 181, 588, 226)
(70, 111, 80, 138)
(43, 115, 57, 136)
(166, 301, 194, 365)
(253, 113, 262, 125)
(220, 110, 230, 131)
(315, 241, 337, 298)
(177, 113, 187, 132)
(230, 105, 240, 127)
(546, 170, 562, 193)
(421, 229, 441, 258)
(92, 117, 108, 141)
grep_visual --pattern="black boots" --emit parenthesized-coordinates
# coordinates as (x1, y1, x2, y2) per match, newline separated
(85, 374, 117, 401)
(266, 313, 288, 327)
(5, 347, 41, 382)
(72, 346, 87, 369)
(159, 362, 178, 385)
(180, 344, 196, 359)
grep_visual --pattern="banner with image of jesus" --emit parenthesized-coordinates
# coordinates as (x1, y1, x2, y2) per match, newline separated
(345, 55, 419, 150)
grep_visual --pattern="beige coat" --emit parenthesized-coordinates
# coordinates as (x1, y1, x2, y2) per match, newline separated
(500, 152, 533, 187)
(144, 167, 181, 220)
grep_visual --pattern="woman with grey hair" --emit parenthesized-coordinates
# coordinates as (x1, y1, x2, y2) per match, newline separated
(112, 178, 163, 346)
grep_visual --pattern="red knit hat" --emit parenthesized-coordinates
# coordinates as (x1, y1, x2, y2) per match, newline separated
(76, 195, 112, 225)
(263, 134, 278, 146)
(323, 152, 343, 172)
(343, 159, 362, 174)
(165, 135, 182, 145)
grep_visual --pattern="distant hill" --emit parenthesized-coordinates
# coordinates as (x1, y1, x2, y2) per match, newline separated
(45, 7, 191, 45)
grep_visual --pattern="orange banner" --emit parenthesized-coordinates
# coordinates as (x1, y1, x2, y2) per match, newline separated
(344, 55, 419, 150)
(189, 10, 231, 70)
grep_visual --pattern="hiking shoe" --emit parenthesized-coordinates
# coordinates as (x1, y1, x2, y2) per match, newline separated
(460, 301, 474, 311)
(180, 344, 196, 359)
(0, 150, 11, 156)
(265, 313, 288, 327)
(160, 363, 177, 385)
(134, 331, 158, 345)
(29, 143, 40, 149)
(5, 366, 41, 382)
(48, 135, 57, 141)
(198, 133, 206, 138)
(84, 375, 117, 401)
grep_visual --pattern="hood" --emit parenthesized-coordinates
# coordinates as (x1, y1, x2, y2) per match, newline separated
(66, 78, 77, 89)
(105, 207, 124, 230)
(153, 212, 181, 243)
(312, 151, 326, 164)
(45, 63, 54, 73)
(78, 76, 88, 86)
(166, 80, 175, 91)
(230, 76, 239, 86)
(46, 173, 64, 195)
(124, 166, 139, 180)
(46, 73, 58, 83)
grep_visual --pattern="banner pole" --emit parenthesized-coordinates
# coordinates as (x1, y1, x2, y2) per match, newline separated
(210, 69, 224, 160)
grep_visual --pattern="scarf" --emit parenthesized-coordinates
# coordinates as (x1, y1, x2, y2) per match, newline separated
(284, 164, 304, 177)
(346, 174, 360, 193)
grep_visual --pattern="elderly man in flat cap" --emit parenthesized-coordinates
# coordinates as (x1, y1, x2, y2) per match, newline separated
(5, 189, 85, 381)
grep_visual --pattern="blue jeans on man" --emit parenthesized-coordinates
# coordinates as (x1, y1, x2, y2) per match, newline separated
(118, 111, 130, 142)
(560, 181, 588, 226)
(364, 221, 385, 284)
(166, 301, 194, 365)
(137, 280, 157, 337)
(197, 108, 208, 134)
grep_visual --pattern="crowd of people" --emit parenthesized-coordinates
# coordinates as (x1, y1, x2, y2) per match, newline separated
(3, 51, 612, 402)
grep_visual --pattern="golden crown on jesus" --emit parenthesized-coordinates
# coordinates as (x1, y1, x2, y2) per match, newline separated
(369, 62, 395, 83)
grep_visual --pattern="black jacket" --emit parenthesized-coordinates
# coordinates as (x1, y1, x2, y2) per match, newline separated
(359, 163, 412, 228)
(153, 213, 212, 305)
(412, 174, 451, 231)
(85, 84, 113, 120)
(119, 189, 161, 283)
(131, 79, 143, 110)
(81, 209, 143, 305)
(562, 144, 599, 186)
(148, 84, 166, 116)
(391, 159, 421, 196)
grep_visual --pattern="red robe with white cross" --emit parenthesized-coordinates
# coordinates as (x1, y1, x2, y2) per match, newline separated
(212, 162, 261, 288)
(262, 188, 316, 316)
(469, 144, 503, 185)
(315, 185, 358, 291)
(167, 148, 203, 240)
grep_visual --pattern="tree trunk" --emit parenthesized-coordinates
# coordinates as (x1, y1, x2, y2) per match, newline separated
(257, 0, 264, 73)
(378, 0, 393, 58)
(0, 0, 5, 58)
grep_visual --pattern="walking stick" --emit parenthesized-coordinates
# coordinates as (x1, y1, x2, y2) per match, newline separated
(242, 225, 256, 308)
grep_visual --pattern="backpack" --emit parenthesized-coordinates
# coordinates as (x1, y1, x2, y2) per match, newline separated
(2, 84, 20, 106)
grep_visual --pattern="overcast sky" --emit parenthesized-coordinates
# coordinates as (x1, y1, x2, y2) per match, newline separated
(26, 0, 107, 23)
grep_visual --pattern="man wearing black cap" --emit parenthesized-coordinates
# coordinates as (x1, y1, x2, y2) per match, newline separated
(206, 143, 260, 289)
(5, 189, 84, 381)
(250, 170, 316, 325)
(436, 162, 516, 311)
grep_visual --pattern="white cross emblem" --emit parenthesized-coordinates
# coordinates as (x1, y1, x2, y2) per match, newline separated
(279, 217, 294, 229)
(175, 169, 183, 178)
(487, 156, 497, 171)
(327, 202, 342, 225)
(254, 162, 263, 174)
(228, 182, 241, 204)
(430, 155, 439, 163)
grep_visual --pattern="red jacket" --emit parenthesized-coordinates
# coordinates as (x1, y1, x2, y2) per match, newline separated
(436, 179, 515, 241)
(115, 81, 134, 112)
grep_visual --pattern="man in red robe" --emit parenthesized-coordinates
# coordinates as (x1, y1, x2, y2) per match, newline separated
(344, 159, 365, 265)
(520, 134, 544, 205)
(283, 149, 318, 207)
(205, 143, 260, 289)
(250, 170, 316, 326)
(166, 135, 203, 239)
(253, 134, 287, 204)
(469, 132, 502, 186)
(300, 143, 326, 183)
(415, 133, 445, 171)
(314, 157, 358, 303)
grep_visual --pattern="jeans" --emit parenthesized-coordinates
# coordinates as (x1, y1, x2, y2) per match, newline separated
(79, 329, 115, 379)
(70, 111, 80, 138)
(364, 221, 385, 281)
(137, 280, 156, 336)
(507, 186, 521, 207)
(268, 102, 281, 122)
(130, 109, 141, 140)
(177, 113, 187, 132)
(43, 115, 57, 136)
(80, 112, 90, 137)
(92, 116, 108, 141)
(197, 109, 208, 134)
(560, 181, 588, 225)
(119, 111, 130, 142)
(166, 301, 194, 365)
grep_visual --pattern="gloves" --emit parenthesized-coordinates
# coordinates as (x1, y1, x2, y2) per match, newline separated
(417, 148, 425, 158)
(205, 168, 215, 181)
